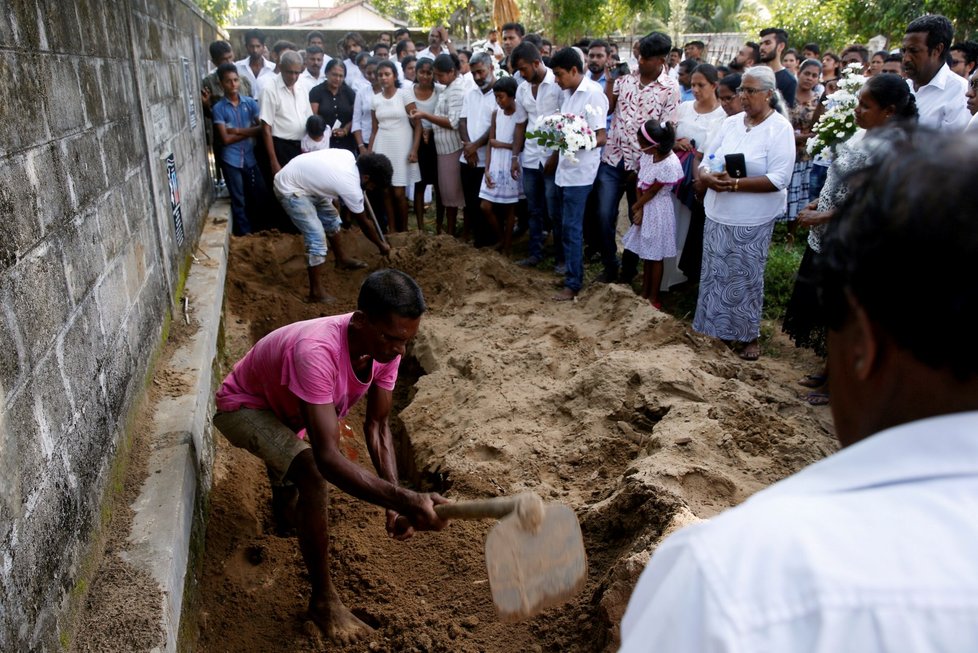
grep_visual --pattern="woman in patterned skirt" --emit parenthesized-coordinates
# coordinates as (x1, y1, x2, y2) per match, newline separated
(693, 66, 796, 361)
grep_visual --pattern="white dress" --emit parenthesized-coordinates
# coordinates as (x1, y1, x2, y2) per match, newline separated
(478, 104, 528, 204)
(662, 101, 727, 290)
(371, 87, 420, 187)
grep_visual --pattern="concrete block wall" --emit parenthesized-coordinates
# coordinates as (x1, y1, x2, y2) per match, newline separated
(0, 0, 218, 649)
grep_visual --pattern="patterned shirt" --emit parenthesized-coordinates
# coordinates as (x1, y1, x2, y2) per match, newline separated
(602, 69, 681, 171)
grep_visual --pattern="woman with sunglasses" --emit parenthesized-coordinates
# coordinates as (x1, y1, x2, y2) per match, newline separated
(694, 66, 796, 361)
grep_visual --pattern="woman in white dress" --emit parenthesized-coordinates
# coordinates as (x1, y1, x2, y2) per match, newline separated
(663, 63, 727, 290)
(368, 60, 421, 232)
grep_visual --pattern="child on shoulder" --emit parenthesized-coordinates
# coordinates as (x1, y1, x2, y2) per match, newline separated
(621, 120, 684, 309)
(478, 77, 527, 254)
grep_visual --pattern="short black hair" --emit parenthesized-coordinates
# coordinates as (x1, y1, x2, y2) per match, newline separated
(511, 41, 542, 67)
(906, 14, 954, 54)
(273, 40, 297, 55)
(670, 46, 682, 55)
(841, 44, 870, 64)
(524, 33, 543, 48)
(685, 40, 705, 50)
(803, 42, 821, 55)
(376, 59, 400, 86)
(588, 39, 611, 55)
(394, 28, 410, 38)
(357, 269, 427, 320)
(950, 41, 978, 66)
(745, 41, 761, 63)
(372, 42, 390, 53)
(759, 27, 789, 46)
(718, 72, 741, 91)
(216, 62, 238, 82)
(550, 47, 583, 73)
(433, 53, 460, 72)
(872, 49, 890, 60)
(244, 29, 265, 45)
(817, 128, 978, 379)
(305, 115, 327, 138)
(640, 33, 672, 58)
(863, 73, 918, 122)
(209, 40, 232, 62)
(492, 76, 518, 96)
(305, 45, 324, 56)
(501, 22, 525, 37)
(884, 53, 903, 63)
(356, 152, 394, 190)
(678, 58, 698, 74)
(306, 31, 324, 44)
(395, 39, 414, 57)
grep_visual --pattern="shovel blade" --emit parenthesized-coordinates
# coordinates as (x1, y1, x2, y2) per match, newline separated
(484, 503, 587, 621)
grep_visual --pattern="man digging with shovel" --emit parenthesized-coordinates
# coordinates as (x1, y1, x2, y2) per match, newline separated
(213, 269, 450, 643)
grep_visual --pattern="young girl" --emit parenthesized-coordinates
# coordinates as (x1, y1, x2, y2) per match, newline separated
(621, 120, 684, 309)
(478, 76, 527, 253)
(300, 115, 331, 153)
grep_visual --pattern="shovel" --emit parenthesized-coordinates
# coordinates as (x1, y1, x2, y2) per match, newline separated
(434, 492, 587, 621)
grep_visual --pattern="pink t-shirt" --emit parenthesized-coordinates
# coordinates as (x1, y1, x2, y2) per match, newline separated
(215, 313, 399, 431)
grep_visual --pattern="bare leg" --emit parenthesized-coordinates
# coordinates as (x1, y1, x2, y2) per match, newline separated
(481, 200, 501, 245)
(287, 451, 373, 644)
(307, 264, 335, 303)
(499, 205, 516, 254)
(413, 182, 426, 231)
(640, 260, 652, 299)
(392, 187, 409, 232)
(328, 233, 366, 269)
(433, 186, 443, 233)
(648, 260, 664, 307)
(445, 206, 457, 237)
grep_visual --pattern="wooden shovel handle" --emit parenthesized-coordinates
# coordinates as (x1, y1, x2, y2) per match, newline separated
(434, 495, 523, 521)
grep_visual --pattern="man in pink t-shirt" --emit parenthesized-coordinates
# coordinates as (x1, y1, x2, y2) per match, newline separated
(214, 269, 448, 643)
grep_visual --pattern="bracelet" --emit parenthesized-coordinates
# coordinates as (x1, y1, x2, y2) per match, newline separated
(734, 178, 740, 192)
(358, 143, 367, 149)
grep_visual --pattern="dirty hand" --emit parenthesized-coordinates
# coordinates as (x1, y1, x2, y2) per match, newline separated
(406, 492, 450, 531)
(386, 509, 415, 540)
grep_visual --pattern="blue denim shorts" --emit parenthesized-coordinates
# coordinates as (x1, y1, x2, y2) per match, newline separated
(276, 191, 343, 266)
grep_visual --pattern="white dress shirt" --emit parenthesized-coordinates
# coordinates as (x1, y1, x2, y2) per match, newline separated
(699, 112, 796, 226)
(968, 112, 978, 132)
(515, 67, 562, 169)
(352, 86, 375, 145)
(620, 411, 978, 653)
(259, 75, 313, 141)
(555, 76, 609, 187)
(235, 56, 276, 103)
(910, 63, 970, 132)
(459, 87, 497, 167)
(273, 149, 364, 212)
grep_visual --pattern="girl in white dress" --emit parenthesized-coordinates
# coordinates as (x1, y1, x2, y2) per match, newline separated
(478, 77, 527, 254)
(369, 60, 421, 232)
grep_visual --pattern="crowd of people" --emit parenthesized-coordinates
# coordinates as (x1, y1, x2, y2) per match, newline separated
(204, 16, 978, 651)
(201, 15, 976, 360)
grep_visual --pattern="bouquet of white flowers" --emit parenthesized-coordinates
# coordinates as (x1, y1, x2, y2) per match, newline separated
(806, 63, 867, 158)
(526, 107, 599, 163)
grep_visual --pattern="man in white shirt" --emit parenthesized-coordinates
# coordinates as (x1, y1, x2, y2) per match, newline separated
(512, 42, 564, 267)
(458, 52, 498, 245)
(417, 25, 456, 62)
(548, 47, 608, 301)
(236, 28, 276, 103)
(619, 130, 978, 652)
(902, 14, 970, 131)
(298, 45, 329, 91)
(273, 149, 391, 301)
(260, 51, 313, 175)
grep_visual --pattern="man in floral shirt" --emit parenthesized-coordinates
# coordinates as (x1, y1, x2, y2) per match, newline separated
(594, 32, 680, 283)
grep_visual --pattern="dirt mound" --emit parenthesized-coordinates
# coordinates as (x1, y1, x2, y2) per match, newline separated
(196, 229, 834, 652)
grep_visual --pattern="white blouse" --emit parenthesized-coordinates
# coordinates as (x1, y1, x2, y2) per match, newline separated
(675, 101, 726, 153)
(699, 111, 796, 226)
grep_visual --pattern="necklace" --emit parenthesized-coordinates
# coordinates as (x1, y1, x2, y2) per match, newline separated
(745, 109, 774, 132)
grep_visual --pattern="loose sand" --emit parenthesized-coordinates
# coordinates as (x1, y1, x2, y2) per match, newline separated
(195, 227, 835, 652)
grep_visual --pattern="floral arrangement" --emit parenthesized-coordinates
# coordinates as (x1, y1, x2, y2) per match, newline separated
(526, 106, 599, 163)
(806, 63, 867, 158)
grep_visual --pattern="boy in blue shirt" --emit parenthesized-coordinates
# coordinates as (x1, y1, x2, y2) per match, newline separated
(212, 62, 267, 235)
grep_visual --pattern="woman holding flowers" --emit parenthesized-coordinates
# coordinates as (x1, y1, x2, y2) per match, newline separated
(783, 73, 918, 402)
(781, 58, 822, 226)
(694, 66, 795, 361)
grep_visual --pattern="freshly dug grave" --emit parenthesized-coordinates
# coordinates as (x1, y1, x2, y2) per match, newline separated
(196, 227, 835, 652)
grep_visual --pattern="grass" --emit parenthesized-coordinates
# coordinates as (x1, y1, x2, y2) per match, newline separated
(763, 222, 808, 321)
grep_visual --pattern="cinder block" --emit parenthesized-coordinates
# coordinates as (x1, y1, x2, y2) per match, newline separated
(100, 117, 142, 185)
(0, 152, 44, 274)
(73, 0, 108, 57)
(97, 189, 128, 261)
(61, 133, 108, 213)
(34, 142, 75, 235)
(102, 0, 129, 59)
(1, 0, 43, 51)
(33, 349, 75, 438)
(99, 59, 137, 115)
(36, 0, 82, 53)
(0, 52, 50, 153)
(0, 304, 23, 393)
(76, 58, 106, 126)
(60, 211, 107, 306)
(102, 321, 135, 418)
(4, 384, 45, 510)
(47, 55, 86, 133)
(58, 296, 106, 409)
(64, 394, 114, 512)
(4, 239, 71, 363)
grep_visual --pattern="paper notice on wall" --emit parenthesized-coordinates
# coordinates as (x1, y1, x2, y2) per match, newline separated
(182, 57, 198, 130)
(166, 153, 185, 247)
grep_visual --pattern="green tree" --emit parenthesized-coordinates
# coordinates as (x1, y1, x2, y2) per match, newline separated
(842, 0, 978, 43)
(193, 0, 245, 25)
(741, 0, 852, 50)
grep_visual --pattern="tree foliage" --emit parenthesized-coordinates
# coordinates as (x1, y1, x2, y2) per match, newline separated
(741, 0, 851, 51)
(193, 0, 245, 25)
(842, 0, 978, 43)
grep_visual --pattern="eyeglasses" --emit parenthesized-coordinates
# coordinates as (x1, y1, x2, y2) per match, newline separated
(736, 86, 766, 96)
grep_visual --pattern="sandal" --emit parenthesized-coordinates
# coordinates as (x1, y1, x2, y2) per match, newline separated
(806, 392, 830, 406)
(738, 342, 760, 361)
(798, 374, 828, 388)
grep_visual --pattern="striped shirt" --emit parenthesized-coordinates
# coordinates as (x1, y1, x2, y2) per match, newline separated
(432, 76, 467, 154)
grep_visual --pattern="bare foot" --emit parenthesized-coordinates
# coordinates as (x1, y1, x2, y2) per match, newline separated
(307, 597, 374, 645)
(552, 287, 577, 302)
(307, 293, 336, 304)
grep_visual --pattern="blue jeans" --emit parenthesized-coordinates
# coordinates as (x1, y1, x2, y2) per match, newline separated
(522, 164, 561, 261)
(221, 162, 266, 236)
(595, 160, 629, 274)
(275, 191, 343, 267)
(558, 185, 591, 292)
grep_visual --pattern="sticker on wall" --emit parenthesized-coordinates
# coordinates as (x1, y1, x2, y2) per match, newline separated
(166, 153, 185, 247)
(182, 57, 198, 130)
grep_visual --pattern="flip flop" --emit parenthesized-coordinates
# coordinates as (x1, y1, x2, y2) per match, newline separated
(806, 392, 830, 406)
(738, 343, 760, 361)
(798, 374, 828, 388)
